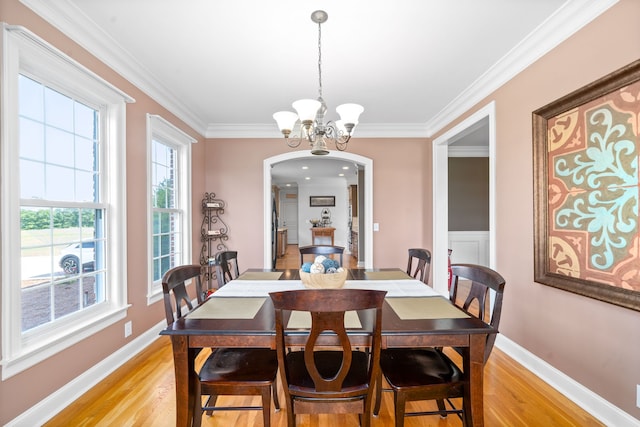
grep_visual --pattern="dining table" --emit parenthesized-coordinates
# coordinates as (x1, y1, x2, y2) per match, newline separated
(160, 268, 497, 427)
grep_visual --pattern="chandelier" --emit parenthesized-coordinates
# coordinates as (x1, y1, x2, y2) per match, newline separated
(273, 10, 364, 155)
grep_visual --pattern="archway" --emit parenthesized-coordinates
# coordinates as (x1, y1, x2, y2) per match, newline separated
(263, 151, 373, 269)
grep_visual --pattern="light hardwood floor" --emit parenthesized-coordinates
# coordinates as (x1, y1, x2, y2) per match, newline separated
(276, 244, 359, 269)
(45, 247, 605, 427)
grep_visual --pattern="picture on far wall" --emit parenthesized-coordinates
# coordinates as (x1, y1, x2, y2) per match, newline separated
(532, 58, 640, 312)
(309, 196, 335, 207)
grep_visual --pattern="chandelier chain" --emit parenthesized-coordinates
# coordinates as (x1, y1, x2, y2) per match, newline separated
(317, 20, 323, 99)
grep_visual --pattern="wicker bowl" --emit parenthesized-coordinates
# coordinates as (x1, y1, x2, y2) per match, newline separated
(300, 269, 348, 289)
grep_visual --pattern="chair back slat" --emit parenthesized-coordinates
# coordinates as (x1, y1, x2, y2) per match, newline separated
(450, 263, 506, 362)
(215, 251, 239, 287)
(406, 248, 432, 284)
(161, 264, 202, 324)
(270, 289, 385, 400)
(299, 245, 344, 266)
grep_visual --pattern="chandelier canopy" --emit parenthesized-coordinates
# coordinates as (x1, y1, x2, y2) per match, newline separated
(273, 10, 364, 155)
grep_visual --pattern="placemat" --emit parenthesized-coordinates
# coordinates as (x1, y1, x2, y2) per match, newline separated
(287, 310, 362, 329)
(236, 271, 283, 280)
(186, 297, 266, 319)
(364, 271, 412, 280)
(386, 297, 470, 320)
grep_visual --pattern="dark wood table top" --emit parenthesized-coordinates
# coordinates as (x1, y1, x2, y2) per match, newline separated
(160, 268, 496, 344)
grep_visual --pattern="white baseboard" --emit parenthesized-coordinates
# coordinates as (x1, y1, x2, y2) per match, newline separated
(7, 320, 167, 427)
(496, 335, 640, 427)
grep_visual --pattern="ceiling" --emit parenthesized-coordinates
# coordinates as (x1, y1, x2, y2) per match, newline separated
(22, 0, 612, 184)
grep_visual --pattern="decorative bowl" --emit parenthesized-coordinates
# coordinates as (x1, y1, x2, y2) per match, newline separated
(300, 269, 348, 289)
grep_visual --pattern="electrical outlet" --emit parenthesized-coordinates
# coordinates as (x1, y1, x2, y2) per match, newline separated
(637, 384, 640, 408)
(373, 223, 379, 231)
(124, 321, 132, 338)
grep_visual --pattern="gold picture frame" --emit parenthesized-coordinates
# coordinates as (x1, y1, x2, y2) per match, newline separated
(533, 59, 640, 312)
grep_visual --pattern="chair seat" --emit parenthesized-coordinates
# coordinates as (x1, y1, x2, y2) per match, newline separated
(381, 348, 462, 388)
(200, 348, 278, 384)
(286, 350, 369, 396)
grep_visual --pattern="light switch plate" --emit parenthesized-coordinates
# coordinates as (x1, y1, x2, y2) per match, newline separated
(373, 223, 379, 231)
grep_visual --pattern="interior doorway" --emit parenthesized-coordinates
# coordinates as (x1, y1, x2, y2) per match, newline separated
(263, 151, 374, 269)
(432, 101, 496, 296)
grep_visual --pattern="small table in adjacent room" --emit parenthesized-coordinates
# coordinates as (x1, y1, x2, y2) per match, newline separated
(310, 227, 335, 245)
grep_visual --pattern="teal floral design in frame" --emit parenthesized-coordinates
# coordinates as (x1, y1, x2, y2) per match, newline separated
(533, 59, 640, 312)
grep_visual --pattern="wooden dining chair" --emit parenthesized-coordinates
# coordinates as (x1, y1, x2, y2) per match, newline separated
(270, 289, 386, 427)
(374, 263, 505, 427)
(215, 250, 239, 287)
(162, 264, 280, 427)
(299, 245, 344, 266)
(406, 248, 431, 285)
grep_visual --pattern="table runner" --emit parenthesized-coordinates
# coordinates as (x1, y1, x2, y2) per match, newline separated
(186, 297, 266, 319)
(386, 296, 470, 320)
(212, 279, 439, 298)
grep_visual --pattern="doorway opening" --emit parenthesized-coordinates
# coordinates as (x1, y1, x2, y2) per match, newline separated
(432, 101, 496, 296)
(263, 151, 374, 269)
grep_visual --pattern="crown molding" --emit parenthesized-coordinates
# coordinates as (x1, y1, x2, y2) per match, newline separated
(21, 0, 618, 140)
(424, 0, 619, 137)
(204, 122, 431, 139)
(19, 0, 209, 136)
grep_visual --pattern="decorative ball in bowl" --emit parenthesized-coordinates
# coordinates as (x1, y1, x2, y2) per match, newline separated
(300, 256, 347, 289)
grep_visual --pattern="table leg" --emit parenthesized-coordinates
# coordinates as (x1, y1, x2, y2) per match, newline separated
(464, 334, 487, 427)
(171, 335, 196, 426)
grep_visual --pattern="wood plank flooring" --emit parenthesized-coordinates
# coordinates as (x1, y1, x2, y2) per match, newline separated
(276, 244, 359, 270)
(45, 247, 604, 426)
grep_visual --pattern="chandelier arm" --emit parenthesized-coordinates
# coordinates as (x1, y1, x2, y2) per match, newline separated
(335, 137, 350, 151)
(286, 135, 303, 148)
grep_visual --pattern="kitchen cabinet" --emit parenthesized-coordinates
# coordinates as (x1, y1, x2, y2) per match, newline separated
(350, 230, 358, 259)
(349, 185, 358, 217)
(277, 228, 288, 258)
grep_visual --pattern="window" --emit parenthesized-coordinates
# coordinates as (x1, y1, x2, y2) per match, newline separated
(147, 115, 194, 303)
(1, 25, 133, 379)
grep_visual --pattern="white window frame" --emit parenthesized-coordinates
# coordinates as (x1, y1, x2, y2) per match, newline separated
(146, 114, 194, 305)
(0, 24, 134, 380)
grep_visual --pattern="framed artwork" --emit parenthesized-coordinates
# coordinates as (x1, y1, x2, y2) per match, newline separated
(309, 196, 335, 207)
(533, 59, 640, 312)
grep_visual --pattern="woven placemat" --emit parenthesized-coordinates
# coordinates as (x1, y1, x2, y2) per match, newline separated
(386, 297, 470, 320)
(186, 297, 266, 319)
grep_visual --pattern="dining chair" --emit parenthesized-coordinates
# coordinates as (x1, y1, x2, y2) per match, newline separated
(406, 248, 432, 285)
(215, 250, 239, 287)
(299, 244, 344, 266)
(162, 264, 280, 427)
(270, 288, 386, 427)
(374, 263, 506, 426)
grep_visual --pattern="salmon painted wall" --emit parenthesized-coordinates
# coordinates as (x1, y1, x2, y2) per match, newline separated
(202, 137, 432, 271)
(2, 0, 639, 423)
(431, 0, 640, 418)
(0, 0, 206, 423)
